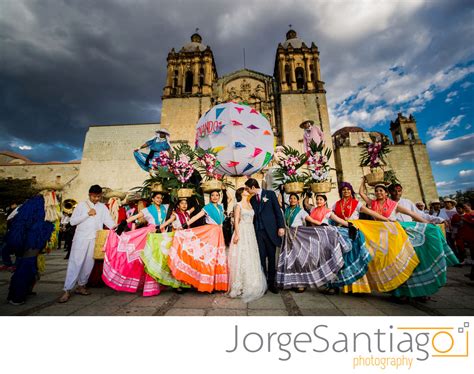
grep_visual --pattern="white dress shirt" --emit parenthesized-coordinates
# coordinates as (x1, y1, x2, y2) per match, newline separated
(70, 200, 115, 240)
(395, 198, 444, 223)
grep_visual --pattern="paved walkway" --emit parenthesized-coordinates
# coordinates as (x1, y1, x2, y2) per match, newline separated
(1, 250, 473, 316)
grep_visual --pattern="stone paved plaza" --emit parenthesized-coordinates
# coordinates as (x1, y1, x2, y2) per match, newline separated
(1, 250, 473, 317)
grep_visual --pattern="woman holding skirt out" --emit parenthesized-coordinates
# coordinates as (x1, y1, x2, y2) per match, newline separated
(166, 191, 228, 293)
(277, 193, 348, 293)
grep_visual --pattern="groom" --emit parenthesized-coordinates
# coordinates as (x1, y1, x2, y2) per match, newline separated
(245, 178, 285, 293)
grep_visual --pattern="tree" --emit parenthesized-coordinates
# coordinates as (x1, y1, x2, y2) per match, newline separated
(0, 179, 40, 209)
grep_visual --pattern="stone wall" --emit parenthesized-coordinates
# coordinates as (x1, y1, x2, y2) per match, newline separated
(334, 143, 439, 204)
(279, 92, 339, 203)
(0, 162, 80, 192)
(161, 96, 212, 145)
(66, 124, 159, 200)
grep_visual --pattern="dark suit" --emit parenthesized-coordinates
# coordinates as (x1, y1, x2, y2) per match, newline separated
(250, 189, 285, 286)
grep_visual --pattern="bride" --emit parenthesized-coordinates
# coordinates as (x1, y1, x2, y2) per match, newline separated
(227, 187, 267, 302)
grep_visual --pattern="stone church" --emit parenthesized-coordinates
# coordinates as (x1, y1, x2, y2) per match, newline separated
(0, 30, 439, 205)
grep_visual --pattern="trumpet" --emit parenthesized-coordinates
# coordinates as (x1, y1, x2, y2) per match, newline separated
(62, 199, 77, 215)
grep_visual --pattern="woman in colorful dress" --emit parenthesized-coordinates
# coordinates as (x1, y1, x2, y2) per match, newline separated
(333, 182, 390, 222)
(126, 192, 168, 228)
(338, 179, 425, 295)
(328, 182, 387, 291)
(227, 187, 267, 302)
(277, 193, 348, 294)
(357, 180, 459, 301)
(101, 193, 166, 297)
(125, 193, 191, 294)
(159, 198, 195, 231)
(308, 194, 351, 227)
(358, 179, 428, 223)
(285, 193, 321, 228)
(166, 191, 228, 292)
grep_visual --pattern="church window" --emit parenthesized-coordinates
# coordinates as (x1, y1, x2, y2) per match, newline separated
(285, 64, 291, 84)
(173, 70, 178, 88)
(184, 71, 193, 93)
(295, 67, 305, 89)
(407, 128, 415, 141)
(199, 68, 204, 87)
(395, 131, 402, 144)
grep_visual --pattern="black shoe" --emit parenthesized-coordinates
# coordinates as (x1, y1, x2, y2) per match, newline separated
(268, 286, 279, 294)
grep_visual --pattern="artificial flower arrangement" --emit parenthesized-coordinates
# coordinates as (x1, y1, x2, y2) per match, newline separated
(194, 147, 234, 192)
(306, 140, 334, 193)
(141, 143, 198, 199)
(272, 145, 309, 193)
(359, 134, 391, 186)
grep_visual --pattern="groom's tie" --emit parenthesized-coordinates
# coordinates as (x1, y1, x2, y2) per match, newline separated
(256, 194, 261, 203)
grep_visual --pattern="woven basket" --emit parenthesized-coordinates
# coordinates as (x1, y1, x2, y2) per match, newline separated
(177, 188, 194, 198)
(151, 182, 165, 193)
(284, 182, 304, 194)
(365, 169, 385, 186)
(201, 179, 223, 193)
(93, 230, 109, 260)
(37, 181, 63, 191)
(103, 190, 127, 199)
(310, 181, 332, 193)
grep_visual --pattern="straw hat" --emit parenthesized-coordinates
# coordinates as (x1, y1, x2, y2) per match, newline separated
(103, 189, 127, 200)
(299, 120, 314, 129)
(443, 197, 456, 204)
(430, 199, 441, 205)
(37, 181, 64, 191)
(123, 192, 142, 204)
(155, 128, 170, 136)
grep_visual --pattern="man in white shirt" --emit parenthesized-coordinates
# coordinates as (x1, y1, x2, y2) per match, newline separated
(388, 184, 445, 223)
(58, 185, 115, 303)
(439, 198, 457, 249)
(439, 198, 457, 221)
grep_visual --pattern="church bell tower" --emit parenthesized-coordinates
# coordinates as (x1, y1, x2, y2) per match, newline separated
(161, 32, 218, 144)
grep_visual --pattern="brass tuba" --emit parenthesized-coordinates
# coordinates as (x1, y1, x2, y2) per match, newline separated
(62, 199, 77, 215)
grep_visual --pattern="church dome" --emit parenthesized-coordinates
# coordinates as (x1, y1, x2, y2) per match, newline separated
(181, 33, 207, 52)
(332, 126, 365, 138)
(281, 29, 305, 49)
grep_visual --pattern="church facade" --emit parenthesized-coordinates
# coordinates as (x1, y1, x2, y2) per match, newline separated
(0, 30, 439, 205)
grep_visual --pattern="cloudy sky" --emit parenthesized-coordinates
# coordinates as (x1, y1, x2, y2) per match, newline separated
(1, 0, 473, 195)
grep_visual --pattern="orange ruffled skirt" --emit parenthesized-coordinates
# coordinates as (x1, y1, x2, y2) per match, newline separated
(168, 224, 228, 292)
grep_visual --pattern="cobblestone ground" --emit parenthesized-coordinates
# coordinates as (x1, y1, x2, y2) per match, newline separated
(1, 250, 473, 316)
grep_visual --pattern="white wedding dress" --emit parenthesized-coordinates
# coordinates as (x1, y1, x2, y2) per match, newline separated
(227, 203, 267, 302)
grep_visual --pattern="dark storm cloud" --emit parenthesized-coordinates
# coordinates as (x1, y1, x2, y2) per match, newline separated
(0, 0, 473, 161)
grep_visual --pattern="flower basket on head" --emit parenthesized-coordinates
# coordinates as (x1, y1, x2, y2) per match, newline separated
(272, 145, 308, 192)
(103, 189, 127, 200)
(365, 168, 385, 186)
(305, 140, 334, 193)
(359, 135, 391, 186)
(284, 182, 305, 194)
(177, 188, 194, 198)
(310, 181, 332, 193)
(137, 143, 198, 200)
(201, 179, 223, 193)
(151, 182, 166, 193)
(195, 148, 228, 193)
